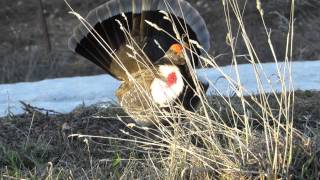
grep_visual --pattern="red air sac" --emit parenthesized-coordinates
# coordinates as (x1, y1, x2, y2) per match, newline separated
(166, 72, 177, 87)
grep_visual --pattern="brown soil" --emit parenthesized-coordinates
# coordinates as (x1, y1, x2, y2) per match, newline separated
(0, 0, 319, 83)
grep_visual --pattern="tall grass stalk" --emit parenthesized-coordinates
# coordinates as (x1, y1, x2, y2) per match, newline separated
(66, 0, 301, 178)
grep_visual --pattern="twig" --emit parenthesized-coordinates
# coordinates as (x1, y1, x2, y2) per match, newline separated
(37, 0, 52, 61)
(20, 101, 62, 115)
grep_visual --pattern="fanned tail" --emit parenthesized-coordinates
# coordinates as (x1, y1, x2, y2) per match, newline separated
(68, 0, 210, 81)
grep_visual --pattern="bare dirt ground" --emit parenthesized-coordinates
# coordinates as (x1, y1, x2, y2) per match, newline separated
(0, 0, 319, 83)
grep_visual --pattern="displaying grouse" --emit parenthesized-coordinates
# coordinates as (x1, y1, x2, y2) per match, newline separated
(68, 0, 210, 125)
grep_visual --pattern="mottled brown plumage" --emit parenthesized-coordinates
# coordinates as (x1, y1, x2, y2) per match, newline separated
(115, 47, 186, 125)
(116, 69, 159, 125)
(68, 0, 210, 125)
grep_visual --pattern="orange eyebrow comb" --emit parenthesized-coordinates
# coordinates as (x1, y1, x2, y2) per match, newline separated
(170, 43, 183, 54)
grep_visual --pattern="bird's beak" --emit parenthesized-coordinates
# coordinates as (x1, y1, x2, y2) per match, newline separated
(154, 57, 167, 65)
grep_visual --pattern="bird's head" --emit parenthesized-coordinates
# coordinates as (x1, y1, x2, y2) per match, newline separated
(156, 43, 186, 66)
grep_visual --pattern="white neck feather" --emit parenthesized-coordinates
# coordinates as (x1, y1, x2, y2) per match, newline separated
(150, 65, 184, 107)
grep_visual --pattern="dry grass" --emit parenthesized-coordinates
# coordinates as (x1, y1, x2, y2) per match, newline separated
(1, 91, 319, 179)
(1, 0, 320, 179)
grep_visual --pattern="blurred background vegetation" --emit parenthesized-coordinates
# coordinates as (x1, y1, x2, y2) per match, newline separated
(0, 0, 319, 83)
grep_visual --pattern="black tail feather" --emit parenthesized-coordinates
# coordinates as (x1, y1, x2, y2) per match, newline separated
(69, 0, 210, 80)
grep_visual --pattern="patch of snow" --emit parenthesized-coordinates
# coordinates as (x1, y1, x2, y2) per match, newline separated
(0, 75, 120, 116)
(198, 61, 320, 96)
(1, 61, 320, 117)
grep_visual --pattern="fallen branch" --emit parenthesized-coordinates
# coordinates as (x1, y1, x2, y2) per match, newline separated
(20, 101, 62, 115)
